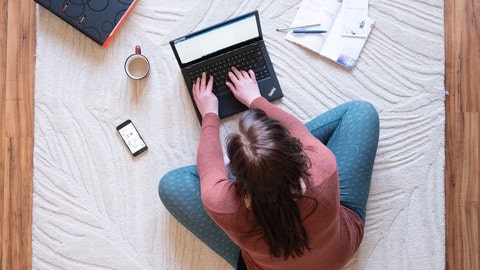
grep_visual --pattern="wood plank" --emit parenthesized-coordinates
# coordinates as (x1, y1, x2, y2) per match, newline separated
(0, 0, 35, 269)
(0, 0, 6, 265)
(445, 113, 479, 270)
(445, 0, 480, 268)
(445, 0, 479, 113)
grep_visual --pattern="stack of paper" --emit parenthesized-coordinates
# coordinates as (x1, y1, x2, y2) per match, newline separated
(285, 0, 374, 69)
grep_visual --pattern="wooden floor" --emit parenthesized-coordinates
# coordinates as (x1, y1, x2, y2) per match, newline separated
(444, 0, 480, 269)
(0, 0, 478, 269)
(1, 0, 35, 269)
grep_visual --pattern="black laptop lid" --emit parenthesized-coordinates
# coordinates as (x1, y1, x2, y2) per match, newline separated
(170, 11, 263, 68)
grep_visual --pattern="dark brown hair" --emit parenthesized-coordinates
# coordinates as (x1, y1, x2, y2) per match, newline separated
(226, 109, 313, 259)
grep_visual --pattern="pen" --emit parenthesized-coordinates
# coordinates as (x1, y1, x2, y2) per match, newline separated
(292, 30, 327, 34)
(276, 23, 322, 31)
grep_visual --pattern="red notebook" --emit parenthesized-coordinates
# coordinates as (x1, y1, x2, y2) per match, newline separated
(35, 0, 138, 47)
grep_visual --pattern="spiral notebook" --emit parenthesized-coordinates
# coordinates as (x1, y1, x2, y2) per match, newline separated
(34, 0, 138, 47)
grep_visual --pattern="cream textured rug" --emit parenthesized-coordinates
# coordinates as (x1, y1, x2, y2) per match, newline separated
(33, 0, 445, 269)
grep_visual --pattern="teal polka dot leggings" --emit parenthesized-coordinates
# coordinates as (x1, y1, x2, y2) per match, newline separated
(158, 101, 380, 268)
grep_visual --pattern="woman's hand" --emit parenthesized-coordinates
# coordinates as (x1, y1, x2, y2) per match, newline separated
(193, 72, 218, 117)
(226, 67, 261, 107)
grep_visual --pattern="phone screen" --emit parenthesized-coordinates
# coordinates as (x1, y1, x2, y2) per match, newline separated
(116, 120, 148, 156)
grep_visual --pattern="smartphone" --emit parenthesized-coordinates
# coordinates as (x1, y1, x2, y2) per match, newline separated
(116, 120, 148, 156)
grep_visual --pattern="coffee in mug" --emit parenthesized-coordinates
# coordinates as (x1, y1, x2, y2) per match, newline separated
(125, 45, 150, 80)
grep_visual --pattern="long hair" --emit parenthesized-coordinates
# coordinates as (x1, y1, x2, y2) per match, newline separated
(226, 109, 313, 259)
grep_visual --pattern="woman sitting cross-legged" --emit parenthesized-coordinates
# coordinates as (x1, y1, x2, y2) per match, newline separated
(158, 67, 379, 270)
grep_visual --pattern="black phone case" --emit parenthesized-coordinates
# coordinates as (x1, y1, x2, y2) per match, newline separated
(116, 120, 148, 156)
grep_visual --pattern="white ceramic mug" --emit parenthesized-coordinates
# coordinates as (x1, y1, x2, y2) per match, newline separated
(124, 45, 150, 80)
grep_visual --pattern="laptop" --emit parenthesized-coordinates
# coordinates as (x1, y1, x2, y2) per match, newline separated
(170, 10, 283, 121)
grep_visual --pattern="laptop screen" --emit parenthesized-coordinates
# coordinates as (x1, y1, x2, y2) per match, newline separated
(171, 12, 261, 66)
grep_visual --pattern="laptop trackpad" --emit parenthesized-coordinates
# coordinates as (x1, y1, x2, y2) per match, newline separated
(218, 94, 248, 118)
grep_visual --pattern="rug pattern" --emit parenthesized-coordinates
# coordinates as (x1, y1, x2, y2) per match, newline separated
(34, 0, 445, 269)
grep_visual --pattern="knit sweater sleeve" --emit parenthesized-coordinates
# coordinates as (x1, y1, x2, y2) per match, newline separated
(197, 113, 239, 215)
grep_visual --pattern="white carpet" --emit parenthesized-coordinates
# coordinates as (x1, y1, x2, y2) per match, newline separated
(33, 0, 445, 269)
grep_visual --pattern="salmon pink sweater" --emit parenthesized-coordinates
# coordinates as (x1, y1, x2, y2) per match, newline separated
(197, 97, 364, 270)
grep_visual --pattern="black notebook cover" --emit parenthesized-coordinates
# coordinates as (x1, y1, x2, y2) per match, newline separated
(35, 0, 138, 47)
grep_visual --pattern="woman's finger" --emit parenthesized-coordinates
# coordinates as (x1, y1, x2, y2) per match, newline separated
(227, 70, 238, 83)
(206, 75, 214, 92)
(193, 77, 200, 97)
(240, 70, 248, 78)
(231, 67, 243, 78)
(200, 72, 207, 91)
(225, 81, 235, 92)
(248, 70, 257, 82)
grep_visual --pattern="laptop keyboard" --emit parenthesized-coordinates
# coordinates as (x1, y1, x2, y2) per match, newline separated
(188, 47, 270, 96)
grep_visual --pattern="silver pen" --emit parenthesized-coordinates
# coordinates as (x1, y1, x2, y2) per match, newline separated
(276, 23, 322, 31)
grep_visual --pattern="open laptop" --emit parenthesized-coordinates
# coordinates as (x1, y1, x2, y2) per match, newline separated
(170, 10, 283, 121)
